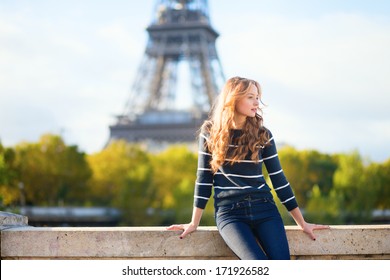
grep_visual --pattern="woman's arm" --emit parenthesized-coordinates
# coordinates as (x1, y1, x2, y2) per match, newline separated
(167, 128, 213, 239)
(263, 130, 330, 239)
(289, 207, 330, 240)
(166, 207, 204, 239)
(262, 130, 298, 211)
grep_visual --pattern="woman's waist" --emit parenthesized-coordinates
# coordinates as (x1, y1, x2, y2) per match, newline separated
(214, 190, 273, 208)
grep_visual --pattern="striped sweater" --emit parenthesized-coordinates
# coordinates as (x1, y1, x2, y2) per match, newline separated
(194, 128, 298, 212)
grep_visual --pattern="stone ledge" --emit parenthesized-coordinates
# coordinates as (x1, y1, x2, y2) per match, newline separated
(1, 225, 389, 260)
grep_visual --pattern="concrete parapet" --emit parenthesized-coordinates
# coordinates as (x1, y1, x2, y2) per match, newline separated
(1, 221, 389, 259)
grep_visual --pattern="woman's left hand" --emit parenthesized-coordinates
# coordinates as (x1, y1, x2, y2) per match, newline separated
(301, 222, 330, 240)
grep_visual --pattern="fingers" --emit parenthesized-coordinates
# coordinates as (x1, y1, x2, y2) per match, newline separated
(307, 224, 330, 241)
(166, 224, 191, 239)
(180, 225, 197, 239)
(314, 224, 331, 230)
(180, 229, 191, 239)
(166, 224, 183, 231)
(307, 230, 316, 241)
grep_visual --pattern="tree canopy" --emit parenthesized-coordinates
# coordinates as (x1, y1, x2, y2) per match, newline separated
(1, 135, 389, 225)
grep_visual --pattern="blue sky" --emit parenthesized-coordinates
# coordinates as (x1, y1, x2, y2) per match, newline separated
(0, 0, 389, 162)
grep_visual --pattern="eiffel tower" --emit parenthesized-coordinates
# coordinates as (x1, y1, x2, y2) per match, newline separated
(109, 0, 225, 146)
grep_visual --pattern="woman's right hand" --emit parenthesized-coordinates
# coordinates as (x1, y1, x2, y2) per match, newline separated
(166, 223, 198, 239)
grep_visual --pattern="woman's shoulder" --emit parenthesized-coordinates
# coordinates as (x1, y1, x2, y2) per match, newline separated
(262, 126, 272, 135)
(258, 125, 274, 147)
(254, 114, 271, 135)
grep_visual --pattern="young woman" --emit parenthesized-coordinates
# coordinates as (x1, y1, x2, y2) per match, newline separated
(167, 76, 329, 260)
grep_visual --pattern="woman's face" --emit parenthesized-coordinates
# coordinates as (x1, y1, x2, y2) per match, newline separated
(234, 84, 260, 122)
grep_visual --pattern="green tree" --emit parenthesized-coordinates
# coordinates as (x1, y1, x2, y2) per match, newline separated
(376, 159, 390, 209)
(0, 143, 20, 208)
(278, 146, 337, 207)
(305, 185, 344, 224)
(149, 145, 201, 224)
(87, 140, 154, 225)
(362, 159, 390, 210)
(332, 151, 377, 223)
(13, 134, 91, 206)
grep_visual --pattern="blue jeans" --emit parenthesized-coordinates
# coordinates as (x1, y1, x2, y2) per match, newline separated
(215, 196, 290, 260)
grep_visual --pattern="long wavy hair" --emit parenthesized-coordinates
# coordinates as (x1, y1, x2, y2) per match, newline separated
(203, 76, 270, 173)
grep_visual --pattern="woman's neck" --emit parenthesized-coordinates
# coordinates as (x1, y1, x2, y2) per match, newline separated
(232, 118, 246, 129)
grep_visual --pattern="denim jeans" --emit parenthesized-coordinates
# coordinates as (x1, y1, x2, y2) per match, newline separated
(215, 195, 290, 260)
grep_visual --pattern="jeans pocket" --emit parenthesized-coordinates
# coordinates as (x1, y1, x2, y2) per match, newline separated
(215, 204, 235, 217)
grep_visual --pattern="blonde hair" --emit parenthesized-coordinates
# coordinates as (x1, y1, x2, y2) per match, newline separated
(203, 76, 270, 173)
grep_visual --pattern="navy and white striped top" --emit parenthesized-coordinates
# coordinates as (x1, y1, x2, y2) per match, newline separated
(194, 128, 298, 212)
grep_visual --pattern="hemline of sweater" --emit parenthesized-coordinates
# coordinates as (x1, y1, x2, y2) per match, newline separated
(194, 189, 298, 212)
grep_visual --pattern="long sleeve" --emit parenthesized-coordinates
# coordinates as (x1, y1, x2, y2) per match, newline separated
(193, 132, 213, 209)
(262, 131, 298, 211)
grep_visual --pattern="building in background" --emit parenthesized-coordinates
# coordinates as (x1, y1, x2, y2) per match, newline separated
(109, 0, 225, 148)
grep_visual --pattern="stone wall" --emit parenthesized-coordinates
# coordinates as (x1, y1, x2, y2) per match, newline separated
(1, 212, 389, 260)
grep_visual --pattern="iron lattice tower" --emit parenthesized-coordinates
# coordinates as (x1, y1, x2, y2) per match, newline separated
(109, 0, 225, 145)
